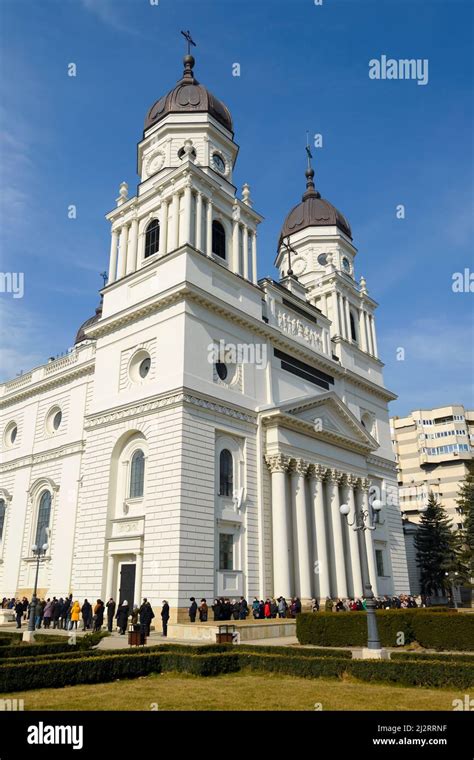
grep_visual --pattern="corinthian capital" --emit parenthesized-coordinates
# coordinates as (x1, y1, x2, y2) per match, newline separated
(359, 477, 371, 492)
(328, 468, 343, 484)
(346, 474, 359, 489)
(309, 463, 328, 481)
(290, 458, 310, 476)
(265, 454, 291, 474)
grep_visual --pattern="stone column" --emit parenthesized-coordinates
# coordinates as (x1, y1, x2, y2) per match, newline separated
(327, 469, 348, 598)
(105, 554, 115, 601)
(183, 183, 192, 246)
(365, 312, 373, 354)
(171, 192, 180, 251)
(290, 459, 312, 600)
(206, 199, 213, 257)
(127, 217, 139, 274)
(309, 465, 330, 599)
(344, 475, 364, 598)
(370, 315, 378, 357)
(117, 224, 129, 279)
(251, 231, 257, 284)
(134, 551, 143, 607)
(232, 219, 240, 274)
(332, 290, 340, 335)
(196, 192, 203, 252)
(266, 454, 292, 599)
(160, 200, 168, 256)
(359, 308, 368, 352)
(108, 229, 119, 284)
(242, 225, 249, 279)
(359, 479, 379, 597)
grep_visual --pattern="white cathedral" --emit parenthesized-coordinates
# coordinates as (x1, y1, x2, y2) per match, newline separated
(0, 50, 409, 620)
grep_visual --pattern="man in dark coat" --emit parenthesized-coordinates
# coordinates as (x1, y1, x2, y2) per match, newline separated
(161, 600, 170, 637)
(115, 600, 129, 635)
(188, 597, 198, 623)
(81, 599, 92, 630)
(139, 599, 155, 637)
(14, 599, 24, 629)
(212, 598, 222, 621)
(239, 597, 248, 620)
(106, 598, 116, 632)
(222, 598, 232, 620)
(53, 598, 63, 629)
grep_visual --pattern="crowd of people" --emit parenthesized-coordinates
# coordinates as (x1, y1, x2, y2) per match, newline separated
(1, 595, 155, 635)
(1, 591, 431, 639)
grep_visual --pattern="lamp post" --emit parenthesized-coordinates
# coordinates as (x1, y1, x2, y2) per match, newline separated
(340, 496, 384, 653)
(25, 540, 48, 639)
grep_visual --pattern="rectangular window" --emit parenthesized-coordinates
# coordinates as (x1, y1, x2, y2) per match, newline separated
(219, 533, 234, 570)
(375, 549, 385, 577)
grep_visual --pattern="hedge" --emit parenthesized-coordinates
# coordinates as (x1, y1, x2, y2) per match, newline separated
(391, 652, 474, 664)
(1, 648, 473, 693)
(296, 611, 474, 650)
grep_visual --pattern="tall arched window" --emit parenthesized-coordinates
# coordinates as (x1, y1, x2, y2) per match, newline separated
(0, 498, 5, 542)
(35, 491, 51, 548)
(212, 220, 226, 259)
(350, 312, 358, 342)
(219, 449, 233, 496)
(144, 219, 160, 259)
(129, 449, 145, 498)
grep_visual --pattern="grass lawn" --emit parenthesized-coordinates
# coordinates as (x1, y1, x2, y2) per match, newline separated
(2, 671, 463, 711)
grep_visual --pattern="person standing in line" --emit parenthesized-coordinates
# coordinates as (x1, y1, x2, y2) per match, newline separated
(94, 599, 104, 632)
(188, 597, 198, 622)
(69, 600, 81, 630)
(34, 599, 43, 629)
(116, 600, 129, 635)
(199, 598, 208, 622)
(239, 596, 248, 620)
(81, 599, 92, 630)
(14, 599, 24, 629)
(106, 598, 116, 632)
(139, 598, 154, 637)
(161, 600, 170, 637)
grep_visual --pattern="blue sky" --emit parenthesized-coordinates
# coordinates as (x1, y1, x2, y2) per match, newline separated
(0, 0, 472, 416)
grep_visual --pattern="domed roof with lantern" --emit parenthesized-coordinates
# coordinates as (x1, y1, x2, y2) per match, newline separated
(279, 163, 352, 245)
(144, 44, 233, 134)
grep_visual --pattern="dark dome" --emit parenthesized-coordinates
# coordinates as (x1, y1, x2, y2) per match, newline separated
(144, 54, 233, 133)
(279, 168, 352, 244)
(74, 300, 102, 345)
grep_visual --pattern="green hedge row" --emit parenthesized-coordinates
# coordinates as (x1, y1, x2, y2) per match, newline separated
(391, 652, 474, 664)
(1, 648, 473, 693)
(296, 611, 474, 650)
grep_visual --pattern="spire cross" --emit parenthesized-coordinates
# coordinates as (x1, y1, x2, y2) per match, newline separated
(305, 131, 313, 170)
(99, 271, 108, 288)
(181, 30, 196, 55)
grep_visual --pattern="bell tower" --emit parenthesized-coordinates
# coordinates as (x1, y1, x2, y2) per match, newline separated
(275, 156, 380, 362)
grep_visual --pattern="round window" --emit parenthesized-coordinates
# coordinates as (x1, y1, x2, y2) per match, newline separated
(139, 357, 151, 378)
(317, 253, 328, 267)
(9, 424, 17, 444)
(342, 256, 351, 273)
(216, 362, 228, 381)
(46, 407, 62, 435)
(53, 410, 62, 431)
(129, 350, 152, 384)
(4, 422, 18, 447)
(212, 153, 226, 173)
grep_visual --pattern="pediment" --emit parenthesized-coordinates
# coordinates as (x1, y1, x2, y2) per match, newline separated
(262, 391, 379, 453)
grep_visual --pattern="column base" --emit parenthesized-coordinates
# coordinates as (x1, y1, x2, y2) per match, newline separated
(353, 647, 391, 660)
(22, 631, 36, 643)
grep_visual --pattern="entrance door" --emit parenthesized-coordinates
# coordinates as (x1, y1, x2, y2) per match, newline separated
(119, 563, 136, 610)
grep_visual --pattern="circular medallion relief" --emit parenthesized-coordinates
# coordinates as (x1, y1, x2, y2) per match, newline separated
(292, 257, 307, 276)
(145, 150, 165, 178)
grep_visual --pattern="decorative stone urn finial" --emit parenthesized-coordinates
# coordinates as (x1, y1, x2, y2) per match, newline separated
(116, 181, 128, 206)
(360, 275, 368, 294)
(242, 183, 252, 206)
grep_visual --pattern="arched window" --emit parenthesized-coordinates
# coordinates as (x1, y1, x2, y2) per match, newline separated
(219, 449, 233, 496)
(0, 498, 5, 542)
(144, 219, 160, 259)
(129, 449, 145, 498)
(35, 491, 51, 548)
(212, 220, 226, 259)
(350, 312, 358, 342)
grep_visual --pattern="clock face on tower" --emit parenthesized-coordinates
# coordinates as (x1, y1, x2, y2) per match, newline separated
(212, 153, 226, 173)
(342, 256, 351, 274)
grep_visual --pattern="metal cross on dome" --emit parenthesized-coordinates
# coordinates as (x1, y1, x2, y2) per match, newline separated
(181, 30, 196, 55)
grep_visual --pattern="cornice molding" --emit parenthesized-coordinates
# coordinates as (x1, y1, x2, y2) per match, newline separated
(84, 389, 256, 431)
(0, 362, 95, 409)
(0, 441, 85, 474)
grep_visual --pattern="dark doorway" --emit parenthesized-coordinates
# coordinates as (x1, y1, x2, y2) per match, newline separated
(119, 563, 136, 609)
